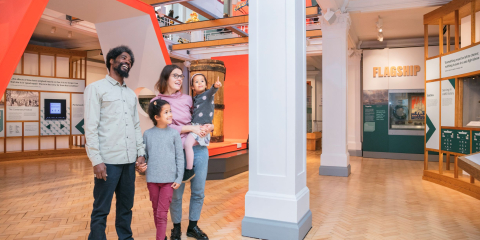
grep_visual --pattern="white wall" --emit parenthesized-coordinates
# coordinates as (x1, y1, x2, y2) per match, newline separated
(86, 61, 108, 85)
(461, 12, 480, 48)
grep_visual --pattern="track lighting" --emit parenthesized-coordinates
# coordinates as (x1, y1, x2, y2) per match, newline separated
(376, 17, 383, 41)
(51, 27, 56, 34)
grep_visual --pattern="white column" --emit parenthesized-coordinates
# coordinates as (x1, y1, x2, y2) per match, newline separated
(242, 0, 312, 240)
(319, 13, 351, 177)
(347, 49, 362, 156)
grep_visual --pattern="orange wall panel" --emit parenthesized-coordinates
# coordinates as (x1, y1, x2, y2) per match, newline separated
(0, 0, 49, 97)
(212, 54, 249, 140)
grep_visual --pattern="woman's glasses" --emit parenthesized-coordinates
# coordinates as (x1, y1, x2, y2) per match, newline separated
(172, 73, 185, 80)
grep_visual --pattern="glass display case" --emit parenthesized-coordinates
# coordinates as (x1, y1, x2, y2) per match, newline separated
(388, 90, 425, 135)
(463, 76, 480, 128)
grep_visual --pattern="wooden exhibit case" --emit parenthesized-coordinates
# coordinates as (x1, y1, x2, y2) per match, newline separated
(423, 0, 480, 199)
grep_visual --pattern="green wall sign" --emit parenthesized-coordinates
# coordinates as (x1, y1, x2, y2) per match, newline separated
(472, 131, 480, 153)
(441, 129, 470, 154)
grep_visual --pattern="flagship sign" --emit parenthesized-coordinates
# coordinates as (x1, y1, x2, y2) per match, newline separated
(373, 65, 421, 78)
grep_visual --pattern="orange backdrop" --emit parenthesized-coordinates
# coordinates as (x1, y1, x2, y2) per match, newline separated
(212, 55, 249, 140)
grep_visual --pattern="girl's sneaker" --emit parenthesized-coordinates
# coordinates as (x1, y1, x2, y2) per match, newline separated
(182, 169, 195, 183)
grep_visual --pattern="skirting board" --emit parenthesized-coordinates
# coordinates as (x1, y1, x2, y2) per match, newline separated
(0, 149, 87, 162)
(242, 210, 312, 240)
(363, 151, 423, 160)
(348, 150, 362, 157)
(319, 164, 351, 177)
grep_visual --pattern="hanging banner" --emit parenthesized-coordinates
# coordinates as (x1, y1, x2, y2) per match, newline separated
(72, 94, 84, 135)
(441, 79, 456, 127)
(8, 75, 85, 93)
(441, 44, 480, 78)
(426, 81, 440, 150)
(6, 90, 39, 121)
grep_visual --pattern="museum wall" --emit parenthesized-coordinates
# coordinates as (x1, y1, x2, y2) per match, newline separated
(362, 46, 445, 157)
(212, 54, 249, 140)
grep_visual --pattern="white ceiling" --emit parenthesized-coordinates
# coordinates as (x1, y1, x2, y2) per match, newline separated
(30, 21, 101, 51)
(350, 6, 440, 42)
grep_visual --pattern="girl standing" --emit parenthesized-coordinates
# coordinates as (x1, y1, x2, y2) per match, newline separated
(142, 99, 184, 240)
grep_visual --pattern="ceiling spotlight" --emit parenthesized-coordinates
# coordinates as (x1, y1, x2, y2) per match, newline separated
(68, 31, 73, 38)
(51, 27, 56, 34)
(377, 32, 384, 42)
(376, 16, 383, 35)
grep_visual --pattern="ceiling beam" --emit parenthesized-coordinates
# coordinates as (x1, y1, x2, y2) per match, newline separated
(306, 29, 323, 38)
(172, 37, 248, 51)
(347, 0, 452, 13)
(161, 16, 248, 34)
(180, 1, 248, 37)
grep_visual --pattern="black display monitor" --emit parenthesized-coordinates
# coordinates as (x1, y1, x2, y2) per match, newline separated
(44, 99, 67, 120)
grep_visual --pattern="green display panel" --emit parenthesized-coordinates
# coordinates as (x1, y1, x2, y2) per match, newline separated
(472, 131, 480, 153)
(441, 129, 470, 154)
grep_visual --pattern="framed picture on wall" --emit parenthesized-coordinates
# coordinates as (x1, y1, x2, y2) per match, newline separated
(5, 90, 39, 121)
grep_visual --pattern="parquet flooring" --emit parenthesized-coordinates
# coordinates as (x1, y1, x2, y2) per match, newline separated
(1, 151, 480, 239)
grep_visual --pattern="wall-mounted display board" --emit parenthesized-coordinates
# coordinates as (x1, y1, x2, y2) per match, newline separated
(441, 79, 456, 127)
(1, 44, 87, 155)
(441, 129, 470, 154)
(40, 93, 70, 136)
(426, 81, 440, 150)
(6, 122, 22, 137)
(5, 90, 39, 121)
(472, 131, 480, 153)
(441, 44, 480, 78)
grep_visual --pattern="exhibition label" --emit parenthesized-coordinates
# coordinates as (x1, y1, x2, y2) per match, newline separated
(441, 129, 470, 154)
(441, 44, 480, 78)
(8, 75, 85, 93)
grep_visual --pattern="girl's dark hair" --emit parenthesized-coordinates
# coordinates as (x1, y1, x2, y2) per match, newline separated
(148, 99, 170, 125)
(105, 45, 135, 70)
(155, 65, 183, 94)
(190, 73, 208, 86)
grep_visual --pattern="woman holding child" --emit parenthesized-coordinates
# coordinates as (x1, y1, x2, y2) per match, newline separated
(141, 65, 220, 240)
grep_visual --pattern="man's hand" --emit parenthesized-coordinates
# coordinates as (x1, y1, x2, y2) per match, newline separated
(171, 182, 181, 189)
(94, 163, 107, 181)
(202, 124, 214, 132)
(136, 156, 147, 173)
(214, 76, 222, 88)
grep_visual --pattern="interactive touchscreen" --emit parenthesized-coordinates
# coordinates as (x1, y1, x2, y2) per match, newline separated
(44, 99, 67, 120)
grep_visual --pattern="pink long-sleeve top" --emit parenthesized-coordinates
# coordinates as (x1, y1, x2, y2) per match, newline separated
(150, 91, 192, 145)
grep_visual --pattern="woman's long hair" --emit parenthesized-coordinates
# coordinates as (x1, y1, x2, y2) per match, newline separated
(155, 64, 183, 94)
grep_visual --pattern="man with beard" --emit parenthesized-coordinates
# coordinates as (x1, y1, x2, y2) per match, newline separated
(84, 45, 147, 240)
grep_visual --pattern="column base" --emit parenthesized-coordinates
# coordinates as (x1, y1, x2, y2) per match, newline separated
(242, 210, 312, 240)
(319, 164, 351, 177)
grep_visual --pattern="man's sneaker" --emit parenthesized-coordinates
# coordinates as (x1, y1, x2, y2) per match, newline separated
(170, 226, 181, 240)
(182, 169, 195, 183)
(186, 226, 208, 240)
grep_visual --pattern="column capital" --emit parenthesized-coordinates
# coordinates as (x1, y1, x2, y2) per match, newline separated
(348, 48, 363, 58)
(320, 12, 351, 32)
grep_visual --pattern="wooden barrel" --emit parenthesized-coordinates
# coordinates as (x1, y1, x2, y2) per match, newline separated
(190, 59, 226, 143)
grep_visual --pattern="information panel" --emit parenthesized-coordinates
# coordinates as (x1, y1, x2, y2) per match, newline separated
(441, 129, 470, 154)
(473, 131, 480, 153)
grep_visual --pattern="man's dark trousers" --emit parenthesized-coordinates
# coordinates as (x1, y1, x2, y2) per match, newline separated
(88, 163, 136, 240)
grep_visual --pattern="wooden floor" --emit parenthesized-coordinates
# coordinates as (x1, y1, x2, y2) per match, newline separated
(1, 151, 480, 240)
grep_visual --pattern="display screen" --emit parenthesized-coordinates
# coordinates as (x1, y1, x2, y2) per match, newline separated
(44, 99, 67, 120)
(50, 103, 61, 114)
